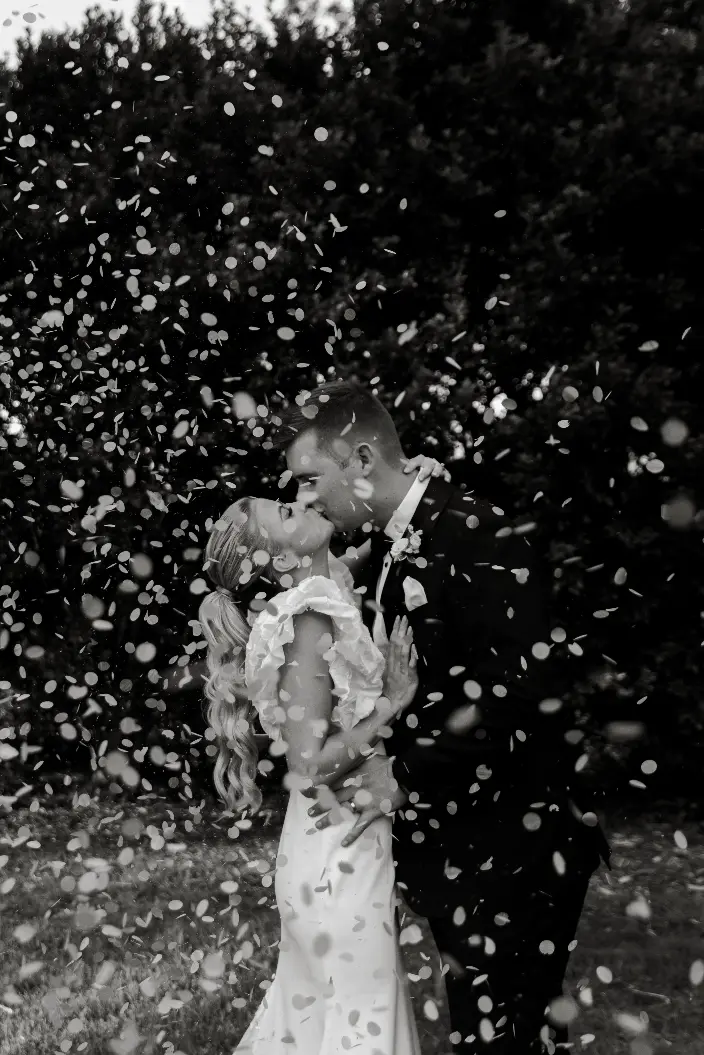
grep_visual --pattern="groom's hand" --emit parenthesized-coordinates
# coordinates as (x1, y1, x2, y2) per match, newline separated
(307, 760, 408, 847)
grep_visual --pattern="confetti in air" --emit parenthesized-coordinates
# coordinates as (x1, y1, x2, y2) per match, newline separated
(0, 2, 700, 1053)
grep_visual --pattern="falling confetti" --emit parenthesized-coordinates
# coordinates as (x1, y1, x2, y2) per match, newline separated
(0, 7, 699, 1055)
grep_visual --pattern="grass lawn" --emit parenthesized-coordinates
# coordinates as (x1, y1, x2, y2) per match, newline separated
(1, 793, 702, 1055)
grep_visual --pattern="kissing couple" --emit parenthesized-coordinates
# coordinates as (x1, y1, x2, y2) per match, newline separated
(198, 380, 611, 1054)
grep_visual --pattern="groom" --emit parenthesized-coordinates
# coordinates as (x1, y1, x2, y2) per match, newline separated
(270, 380, 610, 1053)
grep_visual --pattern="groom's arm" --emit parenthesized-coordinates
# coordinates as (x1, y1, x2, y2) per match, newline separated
(391, 510, 556, 799)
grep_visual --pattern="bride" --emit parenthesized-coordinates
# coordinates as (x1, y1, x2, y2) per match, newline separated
(197, 458, 445, 1055)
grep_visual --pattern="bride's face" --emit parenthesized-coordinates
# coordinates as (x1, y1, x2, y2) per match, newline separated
(252, 498, 333, 557)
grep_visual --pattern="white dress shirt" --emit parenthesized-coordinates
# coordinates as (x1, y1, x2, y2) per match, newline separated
(372, 472, 431, 649)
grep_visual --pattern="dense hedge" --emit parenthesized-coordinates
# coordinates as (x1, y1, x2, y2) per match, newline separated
(0, 0, 701, 803)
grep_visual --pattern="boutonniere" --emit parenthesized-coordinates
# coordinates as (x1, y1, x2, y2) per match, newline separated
(390, 526, 424, 564)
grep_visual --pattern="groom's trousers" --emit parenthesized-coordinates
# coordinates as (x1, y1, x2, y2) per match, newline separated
(422, 841, 600, 1053)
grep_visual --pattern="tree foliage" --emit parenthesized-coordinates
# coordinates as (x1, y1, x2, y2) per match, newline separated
(0, 0, 701, 801)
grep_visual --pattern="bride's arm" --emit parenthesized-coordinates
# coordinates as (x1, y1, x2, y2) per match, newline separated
(279, 613, 415, 788)
(300, 617, 417, 790)
(280, 611, 396, 785)
(303, 699, 397, 788)
(335, 538, 372, 579)
(278, 610, 336, 776)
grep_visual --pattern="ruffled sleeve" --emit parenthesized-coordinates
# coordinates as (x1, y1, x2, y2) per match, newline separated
(244, 575, 385, 742)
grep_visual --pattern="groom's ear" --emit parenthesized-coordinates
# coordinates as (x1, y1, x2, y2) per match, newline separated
(354, 442, 377, 476)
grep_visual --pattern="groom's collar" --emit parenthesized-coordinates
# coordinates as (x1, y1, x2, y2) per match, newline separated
(367, 477, 456, 554)
(383, 471, 431, 542)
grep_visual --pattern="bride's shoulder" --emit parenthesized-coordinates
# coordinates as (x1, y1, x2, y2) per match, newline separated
(247, 575, 353, 635)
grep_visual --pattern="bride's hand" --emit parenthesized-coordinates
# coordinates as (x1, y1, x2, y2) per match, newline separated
(402, 453, 451, 482)
(383, 616, 418, 714)
(307, 752, 391, 815)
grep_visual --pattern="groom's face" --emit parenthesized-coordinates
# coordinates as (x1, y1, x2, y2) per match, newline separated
(285, 429, 371, 533)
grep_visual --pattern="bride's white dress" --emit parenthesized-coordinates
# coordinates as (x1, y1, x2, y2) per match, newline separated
(233, 562, 422, 1055)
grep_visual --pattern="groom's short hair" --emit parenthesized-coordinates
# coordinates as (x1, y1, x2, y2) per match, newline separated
(270, 380, 404, 465)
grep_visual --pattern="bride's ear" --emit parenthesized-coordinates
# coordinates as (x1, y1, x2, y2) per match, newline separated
(272, 550, 300, 574)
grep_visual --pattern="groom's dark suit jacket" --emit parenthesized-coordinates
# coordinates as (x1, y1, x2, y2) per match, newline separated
(357, 479, 610, 917)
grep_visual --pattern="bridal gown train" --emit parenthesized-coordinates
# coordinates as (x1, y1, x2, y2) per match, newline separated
(233, 570, 422, 1055)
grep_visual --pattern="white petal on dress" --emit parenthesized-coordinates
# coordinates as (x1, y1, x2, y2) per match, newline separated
(234, 575, 422, 1055)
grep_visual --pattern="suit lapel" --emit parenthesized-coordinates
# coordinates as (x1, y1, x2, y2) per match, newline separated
(383, 478, 456, 614)
(385, 478, 455, 587)
(357, 528, 389, 632)
(358, 479, 457, 631)
(411, 477, 456, 537)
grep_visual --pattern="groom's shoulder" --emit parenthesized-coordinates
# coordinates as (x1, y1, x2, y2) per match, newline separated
(434, 485, 511, 537)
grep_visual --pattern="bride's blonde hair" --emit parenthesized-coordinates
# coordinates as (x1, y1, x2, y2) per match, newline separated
(198, 497, 277, 814)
